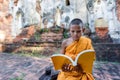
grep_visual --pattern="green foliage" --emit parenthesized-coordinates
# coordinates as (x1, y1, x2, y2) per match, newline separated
(34, 32, 40, 41)
(63, 29, 69, 38)
(10, 73, 25, 80)
(50, 27, 61, 33)
(84, 23, 89, 28)
(39, 28, 49, 33)
(19, 50, 47, 58)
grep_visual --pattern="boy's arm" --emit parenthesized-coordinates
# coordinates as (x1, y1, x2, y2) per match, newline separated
(61, 39, 67, 54)
(87, 39, 94, 50)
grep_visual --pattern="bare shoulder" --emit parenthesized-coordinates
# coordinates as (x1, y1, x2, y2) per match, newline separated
(61, 38, 70, 54)
(62, 38, 73, 47)
(61, 38, 69, 47)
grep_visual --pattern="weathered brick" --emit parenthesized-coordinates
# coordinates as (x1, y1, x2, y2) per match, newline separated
(0, 44, 5, 52)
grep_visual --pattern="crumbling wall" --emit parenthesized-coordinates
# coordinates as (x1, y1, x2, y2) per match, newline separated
(0, 0, 13, 43)
(117, 0, 120, 21)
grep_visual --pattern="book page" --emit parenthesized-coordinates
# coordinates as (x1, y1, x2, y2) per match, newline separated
(75, 50, 95, 73)
(51, 54, 75, 70)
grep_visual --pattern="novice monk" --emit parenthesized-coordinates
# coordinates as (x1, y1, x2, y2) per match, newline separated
(57, 18, 95, 80)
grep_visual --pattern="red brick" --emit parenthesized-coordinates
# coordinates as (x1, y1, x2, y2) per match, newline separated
(0, 44, 5, 52)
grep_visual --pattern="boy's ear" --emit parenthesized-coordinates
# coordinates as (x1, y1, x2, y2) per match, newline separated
(68, 28, 70, 32)
(82, 28, 85, 33)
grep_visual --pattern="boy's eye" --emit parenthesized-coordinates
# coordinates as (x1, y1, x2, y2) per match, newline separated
(71, 30, 81, 33)
(72, 31, 74, 33)
(77, 31, 81, 33)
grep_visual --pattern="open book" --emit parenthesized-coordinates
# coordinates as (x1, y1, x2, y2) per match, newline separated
(51, 50, 95, 73)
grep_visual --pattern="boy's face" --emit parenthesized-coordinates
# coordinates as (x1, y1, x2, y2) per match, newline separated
(69, 25, 82, 41)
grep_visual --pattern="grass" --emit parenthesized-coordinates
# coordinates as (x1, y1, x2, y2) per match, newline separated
(12, 47, 61, 58)
(10, 73, 25, 80)
(13, 50, 47, 58)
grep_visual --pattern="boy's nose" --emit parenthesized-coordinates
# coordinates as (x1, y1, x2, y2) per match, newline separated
(74, 32, 77, 35)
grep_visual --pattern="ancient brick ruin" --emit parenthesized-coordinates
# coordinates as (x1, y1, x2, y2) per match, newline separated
(117, 0, 120, 21)
(0, 0, 12, 43)
(0, 0, 12, 52)
(0, 0, 120, 62)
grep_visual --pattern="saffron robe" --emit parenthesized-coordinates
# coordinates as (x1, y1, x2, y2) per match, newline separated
(57, 36, 95, 80)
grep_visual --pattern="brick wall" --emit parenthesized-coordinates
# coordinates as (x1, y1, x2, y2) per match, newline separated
(0, 0, 13, 43)
(13, 25, 35, 43)
(117, 0, 120, 21)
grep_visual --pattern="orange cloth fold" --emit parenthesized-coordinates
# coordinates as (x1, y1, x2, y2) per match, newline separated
(57, 71, 95, 80)
(65, 36, 94, 60)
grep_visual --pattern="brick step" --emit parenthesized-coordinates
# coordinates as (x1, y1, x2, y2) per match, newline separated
(25, 41, 62, 47)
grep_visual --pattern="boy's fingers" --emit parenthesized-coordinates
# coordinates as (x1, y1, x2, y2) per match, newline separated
(62, 64, 66, 71)
(69, 65, 73, 71)
(67, 64, 70, 70)
(62, 63, 68, 71)
(68, 64, 73, 72)
(62, 64, 73, 72)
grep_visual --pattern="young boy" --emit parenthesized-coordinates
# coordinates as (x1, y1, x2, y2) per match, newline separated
(57, 18, 95, 80)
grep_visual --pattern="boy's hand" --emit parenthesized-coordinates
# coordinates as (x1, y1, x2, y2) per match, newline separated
(62, 63, 83, 73)
(73, 63, 83, 73)
(62, 63, 73, 72)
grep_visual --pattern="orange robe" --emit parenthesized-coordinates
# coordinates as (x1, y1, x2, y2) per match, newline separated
(57, 36, 95, 80)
